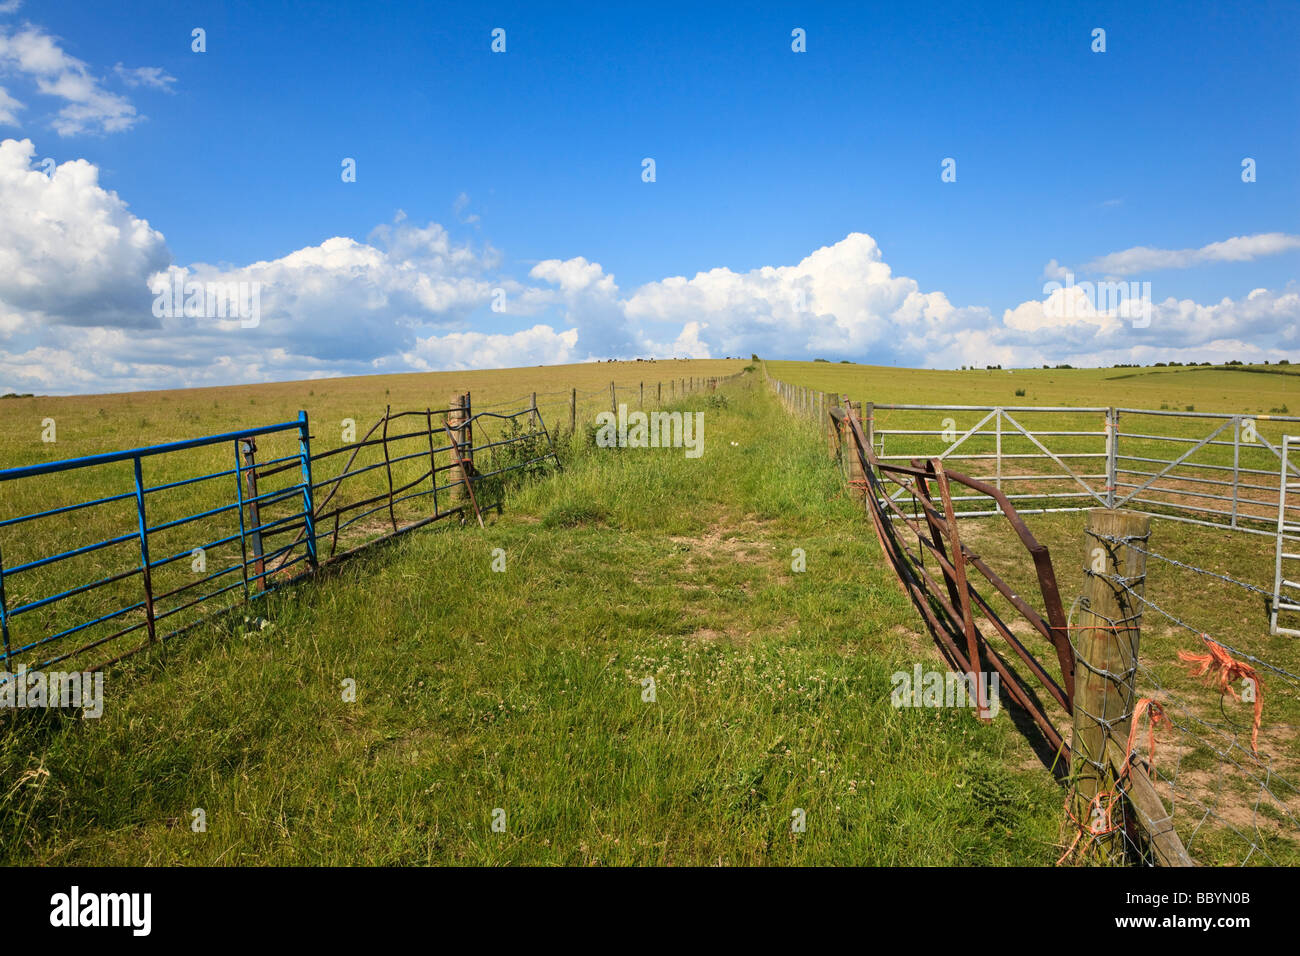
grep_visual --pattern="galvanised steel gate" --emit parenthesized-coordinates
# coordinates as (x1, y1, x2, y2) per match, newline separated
(863, 403, 1300, 539)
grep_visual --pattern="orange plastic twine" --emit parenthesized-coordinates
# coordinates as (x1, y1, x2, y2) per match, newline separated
(1178, 635, 1263, 754)
(1121, 697, 1167, 777)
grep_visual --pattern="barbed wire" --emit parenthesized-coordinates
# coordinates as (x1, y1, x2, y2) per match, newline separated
(1089, 530, 1275, 599)
(1074, 541, 1300, 865)
(1081, 564, 1300, 690)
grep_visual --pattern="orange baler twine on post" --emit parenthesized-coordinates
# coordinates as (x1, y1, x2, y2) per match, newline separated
(1120, 697, 1167, 778)
(1057, 697, 1168, 866)
(1178, 635, 1263, 754)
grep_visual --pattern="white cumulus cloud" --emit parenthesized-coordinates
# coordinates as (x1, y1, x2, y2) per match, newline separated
(1081, 232, 1300, 276)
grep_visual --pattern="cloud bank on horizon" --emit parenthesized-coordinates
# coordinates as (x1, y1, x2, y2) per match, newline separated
(0, 136, 1297, 395)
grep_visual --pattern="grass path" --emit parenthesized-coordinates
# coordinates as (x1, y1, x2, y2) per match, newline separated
(1, 375, 1066, 865)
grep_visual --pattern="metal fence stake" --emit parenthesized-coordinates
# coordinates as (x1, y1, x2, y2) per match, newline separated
(297, 410, 318, 571)
(0, 543, 11, 669)
(241, 438, 265, 593)
(425, 407, 440, 518)
(234, 440, 251, 600)
(132, 456, 157, 642)
(1232, 416, 1241, 529)
(995, 408, 1003, 493)
(381, 405, 398, 532)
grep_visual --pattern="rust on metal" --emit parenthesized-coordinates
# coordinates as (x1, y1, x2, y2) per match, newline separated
(839, 397, 1073, 768)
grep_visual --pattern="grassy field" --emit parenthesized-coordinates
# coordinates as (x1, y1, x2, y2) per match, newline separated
(765, 359, 1299, 415)
(2, 358, 1297, 865)
(0, 373, 1067, 865)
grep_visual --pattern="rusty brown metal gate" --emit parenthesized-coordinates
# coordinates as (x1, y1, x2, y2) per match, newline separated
(832, 400, 1076, 769)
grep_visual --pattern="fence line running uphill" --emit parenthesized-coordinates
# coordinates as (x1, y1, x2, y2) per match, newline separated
(0, 373, 737, 685)
(767, 368, 1300, 866)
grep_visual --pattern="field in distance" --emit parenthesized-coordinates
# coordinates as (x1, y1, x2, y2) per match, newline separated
(0, 358, 748, 469)
(765, 360, 1297, 416)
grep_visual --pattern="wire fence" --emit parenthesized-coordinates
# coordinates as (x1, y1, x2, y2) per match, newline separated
(1077, 529, 1300, 866)
(767, 367, 1300, 866)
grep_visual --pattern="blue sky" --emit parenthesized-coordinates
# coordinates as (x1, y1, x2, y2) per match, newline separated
(0, 0, 1297, 393)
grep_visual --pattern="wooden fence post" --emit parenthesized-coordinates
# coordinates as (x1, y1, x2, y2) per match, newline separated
(610, 381, 617, 417)
(446, 392, 470, 505)
(843, 402, 866, 498)
(827, 395, 840, 459)
(569, 387, 576, 434)
(1069, 508, 1150, 862)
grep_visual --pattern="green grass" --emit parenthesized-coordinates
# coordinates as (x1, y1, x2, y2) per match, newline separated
(0, 374, 1068, 865)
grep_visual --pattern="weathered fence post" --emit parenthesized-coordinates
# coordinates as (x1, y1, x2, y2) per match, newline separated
(610, 381, 617, 417)
(640, 382, 644, 408)
(657, 381, 662, 404)
(1070, 508, 1149, 862)
(531, 391, 538, 430)
(843, 401, 866, 499)
(446, 392, 471, 505)
(827, 395, 840, 459)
